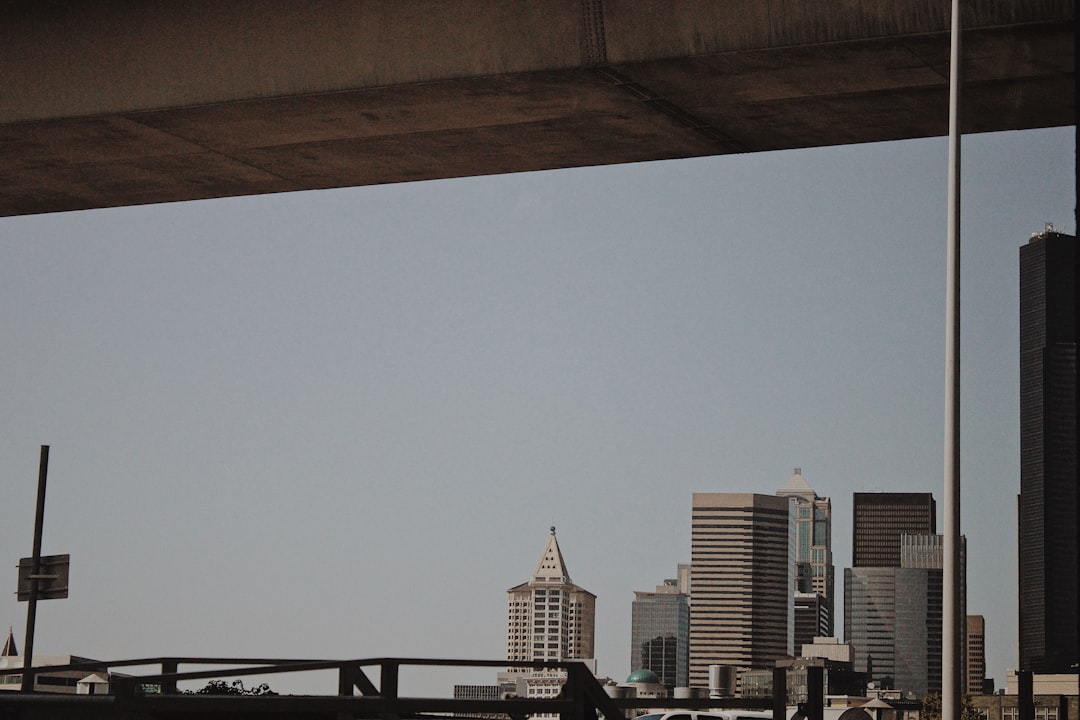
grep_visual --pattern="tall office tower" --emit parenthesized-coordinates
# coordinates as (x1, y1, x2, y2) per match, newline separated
(506, 527, 596, 666)
(777, 468, 834, 641)
(630, 576, 690, 690)
(689, 493, 794, 688)
(845, 533, 962, 699)
(966, 615, 986, 695)
(851, 492, 936, 567)
(1018, 228, 1078, 674)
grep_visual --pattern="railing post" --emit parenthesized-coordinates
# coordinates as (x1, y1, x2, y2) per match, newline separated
(339, 663, 356, 697)
(337, 663, 356, 720)
(772, 666, 787, 720)
(381, 660, 400, 720)
(1018, 671, 1034, 720)
(806, 666, 823, 720)
(561, 663, 589, 720)
(161, 660, 178, 695)
(560, 663, 574, 720)
(112, 675, 135, 711)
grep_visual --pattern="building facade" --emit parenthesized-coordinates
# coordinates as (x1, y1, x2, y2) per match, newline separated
(630, 575, 690, 690)
(506, 527, 596, 666)
(689, 493, 794, 688)
(967, 615, 987, 695)
(0, 656, 105, 695)
(740, 656, 868, 704)
(844, 533, 961, 699)
(971, 671, 1079, 720)
(777, 468, 834, 642)
(794, 593, 830, 650)
(1018, 229, 1078, 674)
(851, 492, 936, 568)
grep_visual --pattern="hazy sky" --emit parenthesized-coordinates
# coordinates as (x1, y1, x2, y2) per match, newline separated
(1, 126, 1075, 696)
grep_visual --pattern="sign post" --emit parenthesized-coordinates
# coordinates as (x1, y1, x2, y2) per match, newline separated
(16, 446, 70, 693)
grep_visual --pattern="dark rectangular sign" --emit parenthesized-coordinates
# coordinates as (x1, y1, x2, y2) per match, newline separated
(17, 554, 70, 601)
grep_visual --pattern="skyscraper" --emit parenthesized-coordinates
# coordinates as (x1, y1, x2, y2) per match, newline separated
(845, 494, 945, 698)
(689, 493, 794, 687)
(630, 574, 690, 690)
(851, 492, 936, 567)
(777, 468, 834, 642)
(1018, 228, 1078, 674)
(506, 527, 596, 666)
(845, 533, 960, 698)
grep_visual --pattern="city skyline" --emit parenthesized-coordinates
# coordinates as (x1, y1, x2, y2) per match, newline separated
(1, 127, 1074, 695)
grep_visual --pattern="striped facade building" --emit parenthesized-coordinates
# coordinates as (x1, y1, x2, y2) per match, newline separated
(689, 493, 794, 688)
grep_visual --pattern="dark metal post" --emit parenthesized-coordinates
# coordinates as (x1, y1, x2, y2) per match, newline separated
(806, 666, 824, 720)
(339, 663, 356, 696)
(20, 445, 49, 693)
(561, 663, 581, 720)
(1018, 671, 1034, 720)
(161, 660, 178, 695)
(772, 666, 787, 720)
(381, 660, 399, 720)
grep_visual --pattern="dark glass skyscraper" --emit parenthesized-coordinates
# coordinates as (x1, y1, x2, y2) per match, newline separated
(844, 533, 960, 698)
(1018, 228, 1078, 674)
(845, 493, 942, 697)
(851, 493, 936, 567)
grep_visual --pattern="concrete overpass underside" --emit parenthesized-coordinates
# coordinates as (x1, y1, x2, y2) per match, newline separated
(0, 1, 1073, 217)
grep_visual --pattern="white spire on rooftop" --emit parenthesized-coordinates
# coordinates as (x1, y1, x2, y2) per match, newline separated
(530, 525, 571, 585)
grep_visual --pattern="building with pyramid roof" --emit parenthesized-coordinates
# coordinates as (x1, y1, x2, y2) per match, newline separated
(501, 528, 598, 719)
(506, 527, 596, 665)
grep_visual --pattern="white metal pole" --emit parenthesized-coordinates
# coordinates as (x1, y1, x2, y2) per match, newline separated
(943, 0, 962, 718)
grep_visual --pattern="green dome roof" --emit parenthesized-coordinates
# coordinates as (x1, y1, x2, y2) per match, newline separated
(626, 669, 661, 684)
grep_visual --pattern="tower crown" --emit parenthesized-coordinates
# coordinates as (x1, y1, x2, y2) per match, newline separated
(531, 526, 571, 585)
(1, 627, 17, 657)
(776, 467, 818, 500)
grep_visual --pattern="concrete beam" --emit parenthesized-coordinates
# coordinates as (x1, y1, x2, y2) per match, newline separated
(0, 0, 1073, 216)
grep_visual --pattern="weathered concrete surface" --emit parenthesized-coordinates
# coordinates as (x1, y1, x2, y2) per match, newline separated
(0, 0, 1073, 216)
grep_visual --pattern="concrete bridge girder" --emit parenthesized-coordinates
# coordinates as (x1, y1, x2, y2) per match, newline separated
(0, 1, 1073, 217)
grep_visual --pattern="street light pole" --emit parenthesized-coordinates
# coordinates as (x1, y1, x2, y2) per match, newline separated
(942, 0, 963, 718)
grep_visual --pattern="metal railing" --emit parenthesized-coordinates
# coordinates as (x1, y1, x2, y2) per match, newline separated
(4, 656, 787, 719)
